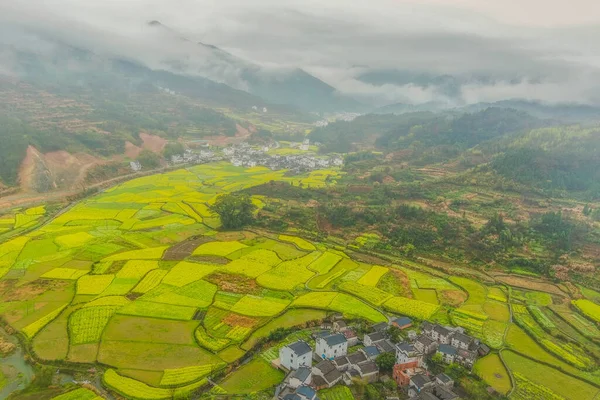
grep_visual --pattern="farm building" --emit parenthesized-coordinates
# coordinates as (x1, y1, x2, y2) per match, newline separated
(392, 317, 413, 330)
(280, 340, 313, 370)
(316, 333, 347, 360)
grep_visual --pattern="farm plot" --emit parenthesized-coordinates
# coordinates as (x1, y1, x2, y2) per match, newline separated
(162, 262, 219, 287)
(503, 351, 599, 400)
(308, 258, 358, 290)
(550, 305, 600, 339)
(291, 292, 338, 309)
(256, 252, 320, 290)
(528, 306, 556, 329)
(76, 274, 114, 295)
(473, 354, 511, 395)
(51, 388, 101, 400)
(230, 295, 290, 317)
(511, 372, 565, 400)
(195, 326, 231, 352)
(383, 296, 439, 320)
(219, 358, 284, 394)
(401, 267, 456, 291)
(338, 281, 392, 306)
(116, 260, 159, 279)
(117, 301, 197, 321)
(329, 293, 387, 322)
(133, 270, 168, 293)
(55, 232, 95, 249)
(222, 249, 281, 277)
(308, 251, 342, 274)
(160, 363, 225, 386)
(103, 247, 168, 262)
(572, 299, 600, 323)
(41, 268, 88, 280)
(357, 265, 389, 286)
(278, 234, 316, 251)
(69, 306, 120, 344)
(22, 304, 69, 338)
(513, 310, 593, 369)
(193, 241, 248, 257)
(103, 369, 207, 400)
(449, 276, 487, 306)
(320, 386, 355, 400)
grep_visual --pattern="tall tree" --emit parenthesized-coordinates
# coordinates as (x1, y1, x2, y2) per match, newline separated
(211, 193, 256, 229)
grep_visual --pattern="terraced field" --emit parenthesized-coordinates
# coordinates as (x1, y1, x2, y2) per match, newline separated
(2, 162, 600, 399)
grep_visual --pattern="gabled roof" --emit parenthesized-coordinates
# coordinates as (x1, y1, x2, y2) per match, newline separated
(291, 367, 311, 382)
(434, 385, 460, 400)
(347, 351, 367, 365)
(438, 344, 457, 355)
(311, 375, 327, 388)
(356, 360, 379, 375)
(435, 373, 453, 384)
(283, 394, 301, 400)
(333, 356, 349, 366)
(434, 325, 451, 336)
(396, 342, 416, 354)
(314, 359, 336, 375)
(321, 333, 347, 347)
(421, 321, 434, 331)
(457, 349, 476, 360)
(416, 335, 435, 346)
(371, 322, 389, 332)
(411, 373, 431, 389)
(287, 341, 312, 356)
(335, 321, 347, 328)
(362, 346, 380, 357)
(452, 332, 472, 344)
(344, 329, 357, 339)
(417, 393, 439, 400)
(375, 339, 396, 353)
(324, 368, 342, 384)
(393, 317, 413, 326)
(366, 331, 386, 342)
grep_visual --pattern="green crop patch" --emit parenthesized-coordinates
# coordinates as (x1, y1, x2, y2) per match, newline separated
(572, 299, 600, 323)
(76, 274, 114, 295)
(278, 234, 316, 251)
(118, 301, 197, 321)
(230, 295, 290, 317)
(41, 268, 88, 280)
(133, 270, 168, 293)
(69, 306, 120, 344)
(308, 251, 342, 274)
(256, 252, 320, 290)
(160, 363, 225, 387)
(474, 354, 511, 395)
(357, 265, 388, 286)
(384, 296, 439, 320)
(193, 241, 248, 257)
(162, 261, 219, 287)
(338, 281, 392, 306)
(222, 249, 281, 277)
(51, 388, 101, 400)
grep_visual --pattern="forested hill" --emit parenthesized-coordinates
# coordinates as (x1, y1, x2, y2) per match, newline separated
(310, 108, 600, 199)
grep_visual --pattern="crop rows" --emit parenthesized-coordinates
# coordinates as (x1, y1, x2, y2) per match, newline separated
(572, 299, 600, 323)
(308, 252, 342, 274)
(76, 274, 115, 295)
(117, 301, 197, 321)
(160, 363, 225, 386)
(51, 388, 101, 400)
(338, 281, 392, 306)
(357, 265, 389, 286)
(230, 295, 290, 317)
(193, 241, 248, 257)
(41, 268, 88, 280)
(69, 306, 120, 344)
(195, 326, 231, 352)
(383, 296, 440, 320)
(22, 305, 68, 338)
(133, 270, 168, 293)
(278, 235, 316, 251)
(256, 252, 320, 290)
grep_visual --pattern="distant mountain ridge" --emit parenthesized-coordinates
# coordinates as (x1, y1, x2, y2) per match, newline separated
(147, 20, 362, 112)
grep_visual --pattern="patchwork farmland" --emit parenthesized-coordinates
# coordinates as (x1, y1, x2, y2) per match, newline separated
(1, 162, 600, 399)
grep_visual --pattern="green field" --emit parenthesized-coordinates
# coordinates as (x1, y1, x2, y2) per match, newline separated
(2, 162, 600, 399)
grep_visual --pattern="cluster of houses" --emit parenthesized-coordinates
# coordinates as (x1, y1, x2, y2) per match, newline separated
(274, 317, 490, 400)
(170, 149, 220, 165)
(223, 142, 343, 172)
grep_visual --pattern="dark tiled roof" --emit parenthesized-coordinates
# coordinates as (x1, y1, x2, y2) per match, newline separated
(421, 321, 433, 331)
(438, 344, 457, 355)
(458, 349, 476, 360)
(434, 385, 460, 400)
(314, 359, 337, 374)
(291, 367, 311, 382)
(322, 333, 347, 347)
(411, 374, 431, 389)
(434, 325, 451, 336)
(333, 356, 349, 366)
(393, 317, 413, 326)
(417, 335, 435, 346)
(452, 332, 472, 344)
(396, 342, 415, 354)
(362, 346, 380, 357)
(366, 331, 386, 342)
(436, 373, 453, 384)
(288, 340, 312, 356)
(357, 361, 379, 375)
(417, 393, 439, 400)
(375, 339, 396, 353)
(283, 394, 301, 400)
(324, 368, 342, 384)
(372, 322, 389, 332)
(335, 321, 347, 328)
(347, 351, 367, 365)
(312, 375, 327, 388)
(296, 385, 317, 399)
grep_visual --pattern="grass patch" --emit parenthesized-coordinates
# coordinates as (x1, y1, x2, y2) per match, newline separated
(219, 358, 284, 394)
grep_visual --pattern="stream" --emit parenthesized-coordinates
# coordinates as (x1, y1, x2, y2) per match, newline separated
(0, 328, 34, 400)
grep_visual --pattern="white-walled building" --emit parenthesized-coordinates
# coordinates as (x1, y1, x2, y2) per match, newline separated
(280, 340, 313, 370)
(316, 333, 348, 360)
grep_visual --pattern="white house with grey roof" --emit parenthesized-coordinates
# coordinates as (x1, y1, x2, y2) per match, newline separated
(280, 340, 313, 370)
(316, 333, 347, 360)
(287, 366, 312, 388)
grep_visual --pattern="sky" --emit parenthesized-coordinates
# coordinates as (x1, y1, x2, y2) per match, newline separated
(1, 0, 599, 106)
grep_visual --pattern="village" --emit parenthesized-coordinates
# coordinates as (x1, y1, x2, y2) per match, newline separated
(272, 315, 491, 400)
(130, 140, 344, 174)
